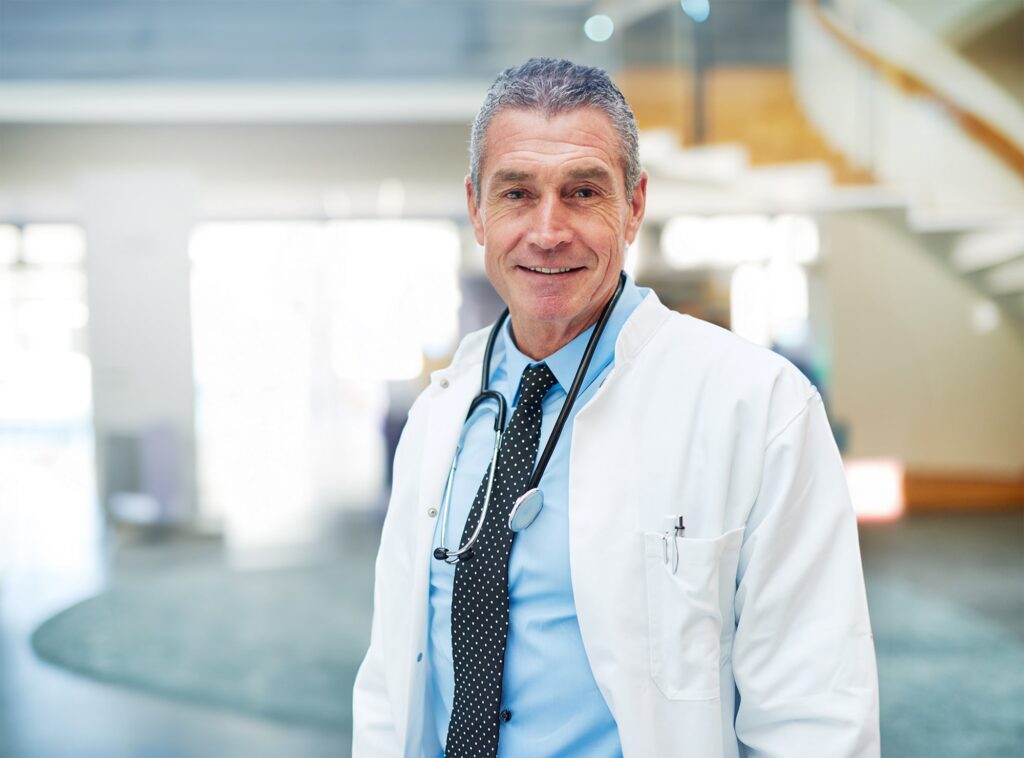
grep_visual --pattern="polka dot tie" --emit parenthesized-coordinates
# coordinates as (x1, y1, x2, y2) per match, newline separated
(444, 362, 558, 758)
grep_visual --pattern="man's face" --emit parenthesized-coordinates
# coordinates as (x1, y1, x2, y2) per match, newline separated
(467, 107, 647, 357)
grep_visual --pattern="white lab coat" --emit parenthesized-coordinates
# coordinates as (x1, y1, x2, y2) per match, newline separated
(353, 291, 880, 758)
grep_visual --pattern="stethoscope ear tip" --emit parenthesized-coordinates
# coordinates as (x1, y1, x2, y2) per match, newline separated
(433, 547, 448, 561)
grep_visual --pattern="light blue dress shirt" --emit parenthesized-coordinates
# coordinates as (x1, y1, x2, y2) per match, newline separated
(427, 275, 647, 757)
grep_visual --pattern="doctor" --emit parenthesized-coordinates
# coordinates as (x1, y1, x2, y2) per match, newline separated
(353, 58, 880, 757)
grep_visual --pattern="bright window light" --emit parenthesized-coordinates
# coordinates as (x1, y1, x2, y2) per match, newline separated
(584, 15, 614, 42)
(662, 216, 712, 269)
(4, 270, 88, 355)
(189, 219, 462, 550)
(326, 219, 460, 379)
(0, 225, 18, 265)
(662, 215, 770, 269)
(17, 299, 89, 332)
(844, 458, 905, 521)
(774, 214, 820, 264)
(664, 214, 815, 347)
(730, 264, 771, 346)
(730, 261, 808, 347)
(0, 224, 91, 424)
(0, 347, 92, 423)
(23, 224, 86, 266)
(768, 260, 809, 331)
(190, 222, 321, 547)
(662, 214, 819, 270)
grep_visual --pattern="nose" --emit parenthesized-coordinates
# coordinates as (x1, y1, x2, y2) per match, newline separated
(525, 194, 573, 251)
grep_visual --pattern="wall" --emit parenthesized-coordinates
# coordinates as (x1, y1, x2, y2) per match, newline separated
(0, 123, 472, 222)
(822, 210, 1024, 474)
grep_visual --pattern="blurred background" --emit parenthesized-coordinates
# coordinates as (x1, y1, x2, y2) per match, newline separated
(0, 0, 1021, 755)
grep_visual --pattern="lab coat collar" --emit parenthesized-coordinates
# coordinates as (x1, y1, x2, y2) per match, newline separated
(432, 276, 670, 390)
(611, 283, 673, 367)
(499, 274, 647, 401)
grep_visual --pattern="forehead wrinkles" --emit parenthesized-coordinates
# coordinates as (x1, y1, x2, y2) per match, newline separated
(483, 110, 624, 180)
(495, 127, 616, 158)
(490, 155, 618, 190)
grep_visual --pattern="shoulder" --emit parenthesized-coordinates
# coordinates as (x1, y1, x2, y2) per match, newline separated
(663, 313, 800, 379)
(635, 308, 818, 441)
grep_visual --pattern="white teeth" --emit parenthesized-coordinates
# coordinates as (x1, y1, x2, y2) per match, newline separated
(527, 267, 572, 274)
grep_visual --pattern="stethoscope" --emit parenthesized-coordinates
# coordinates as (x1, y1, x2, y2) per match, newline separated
(433, 272, 627, 564)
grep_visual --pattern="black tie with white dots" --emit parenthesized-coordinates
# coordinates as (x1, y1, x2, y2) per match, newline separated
(445, 362, 558, 758)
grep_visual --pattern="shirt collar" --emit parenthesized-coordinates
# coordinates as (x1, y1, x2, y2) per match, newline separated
(500, 273, 646, 401)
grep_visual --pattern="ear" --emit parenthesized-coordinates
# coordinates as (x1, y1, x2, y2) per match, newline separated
(624, 171, 648, 245)
(466, 176, 485, 246)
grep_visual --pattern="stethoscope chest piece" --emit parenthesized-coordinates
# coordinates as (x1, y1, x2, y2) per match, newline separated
(508, 488, 544, 532)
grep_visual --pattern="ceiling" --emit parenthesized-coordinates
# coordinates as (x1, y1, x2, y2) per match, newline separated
(0, 0, 789, 83)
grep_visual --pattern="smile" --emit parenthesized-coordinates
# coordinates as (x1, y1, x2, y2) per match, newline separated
(525, 266, 576, 274)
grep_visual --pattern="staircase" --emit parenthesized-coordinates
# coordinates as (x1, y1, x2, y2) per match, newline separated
(617, 0, 1024, 332)
(617, 65, 873, 184)
(704, 67, 874, 185)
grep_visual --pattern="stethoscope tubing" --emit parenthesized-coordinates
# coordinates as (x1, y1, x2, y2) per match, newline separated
(526, 272, 626, 493)
(434, 271, 627, 564)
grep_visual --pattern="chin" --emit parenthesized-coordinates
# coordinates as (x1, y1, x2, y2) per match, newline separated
(517, 295, 578, 323)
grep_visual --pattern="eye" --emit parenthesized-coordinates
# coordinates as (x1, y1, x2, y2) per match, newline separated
(572, 186, 598, 199)
(504, 189, 527, 200)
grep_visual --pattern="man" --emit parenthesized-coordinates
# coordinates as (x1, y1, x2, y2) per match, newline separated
(354, 58, 879, 757)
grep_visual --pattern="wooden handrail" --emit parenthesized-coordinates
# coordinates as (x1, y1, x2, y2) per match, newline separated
(806, 0, 1024, 181)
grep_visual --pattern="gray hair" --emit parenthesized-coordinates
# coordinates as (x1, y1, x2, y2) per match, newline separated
(469, 57, 641, 203)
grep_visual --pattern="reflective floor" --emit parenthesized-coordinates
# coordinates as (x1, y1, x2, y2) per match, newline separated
(0, 432, 353, 758)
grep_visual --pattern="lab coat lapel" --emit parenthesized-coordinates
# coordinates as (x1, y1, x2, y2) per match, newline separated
(402, 361, 481, 757)
(414, 368, 480, 558)
(567, 292, 672, 752)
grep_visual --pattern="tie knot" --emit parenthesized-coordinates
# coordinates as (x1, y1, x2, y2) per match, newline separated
(517, 363, 557, 407)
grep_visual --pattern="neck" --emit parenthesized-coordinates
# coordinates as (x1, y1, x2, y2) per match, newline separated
(508, 318, 591, 361)
(508, 278, 622, 360)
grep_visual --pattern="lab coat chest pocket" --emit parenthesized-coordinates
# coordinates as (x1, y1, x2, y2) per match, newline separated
(642, 525, 744, 701)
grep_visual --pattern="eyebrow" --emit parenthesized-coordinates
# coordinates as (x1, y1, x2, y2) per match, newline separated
(566, 166, 614, 183)
(492, 169, 532, 185)
(490, 166, 615, 185)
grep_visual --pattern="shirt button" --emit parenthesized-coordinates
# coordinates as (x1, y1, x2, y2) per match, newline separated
(427, 507, 438, 518)
(499, 709, 512, 723)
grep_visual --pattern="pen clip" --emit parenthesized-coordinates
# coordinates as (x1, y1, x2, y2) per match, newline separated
(662, 514, 684, 574)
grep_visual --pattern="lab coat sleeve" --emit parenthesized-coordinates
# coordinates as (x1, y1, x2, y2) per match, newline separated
(732, 392, 880, 758)
(351, 541, 402, 758)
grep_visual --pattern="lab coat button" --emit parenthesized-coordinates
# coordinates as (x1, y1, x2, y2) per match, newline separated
(427, 507, 438, 518)
(499, 709, 512, 723)
(439, 378, 450, 389)
(416, 652, 423, 662)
